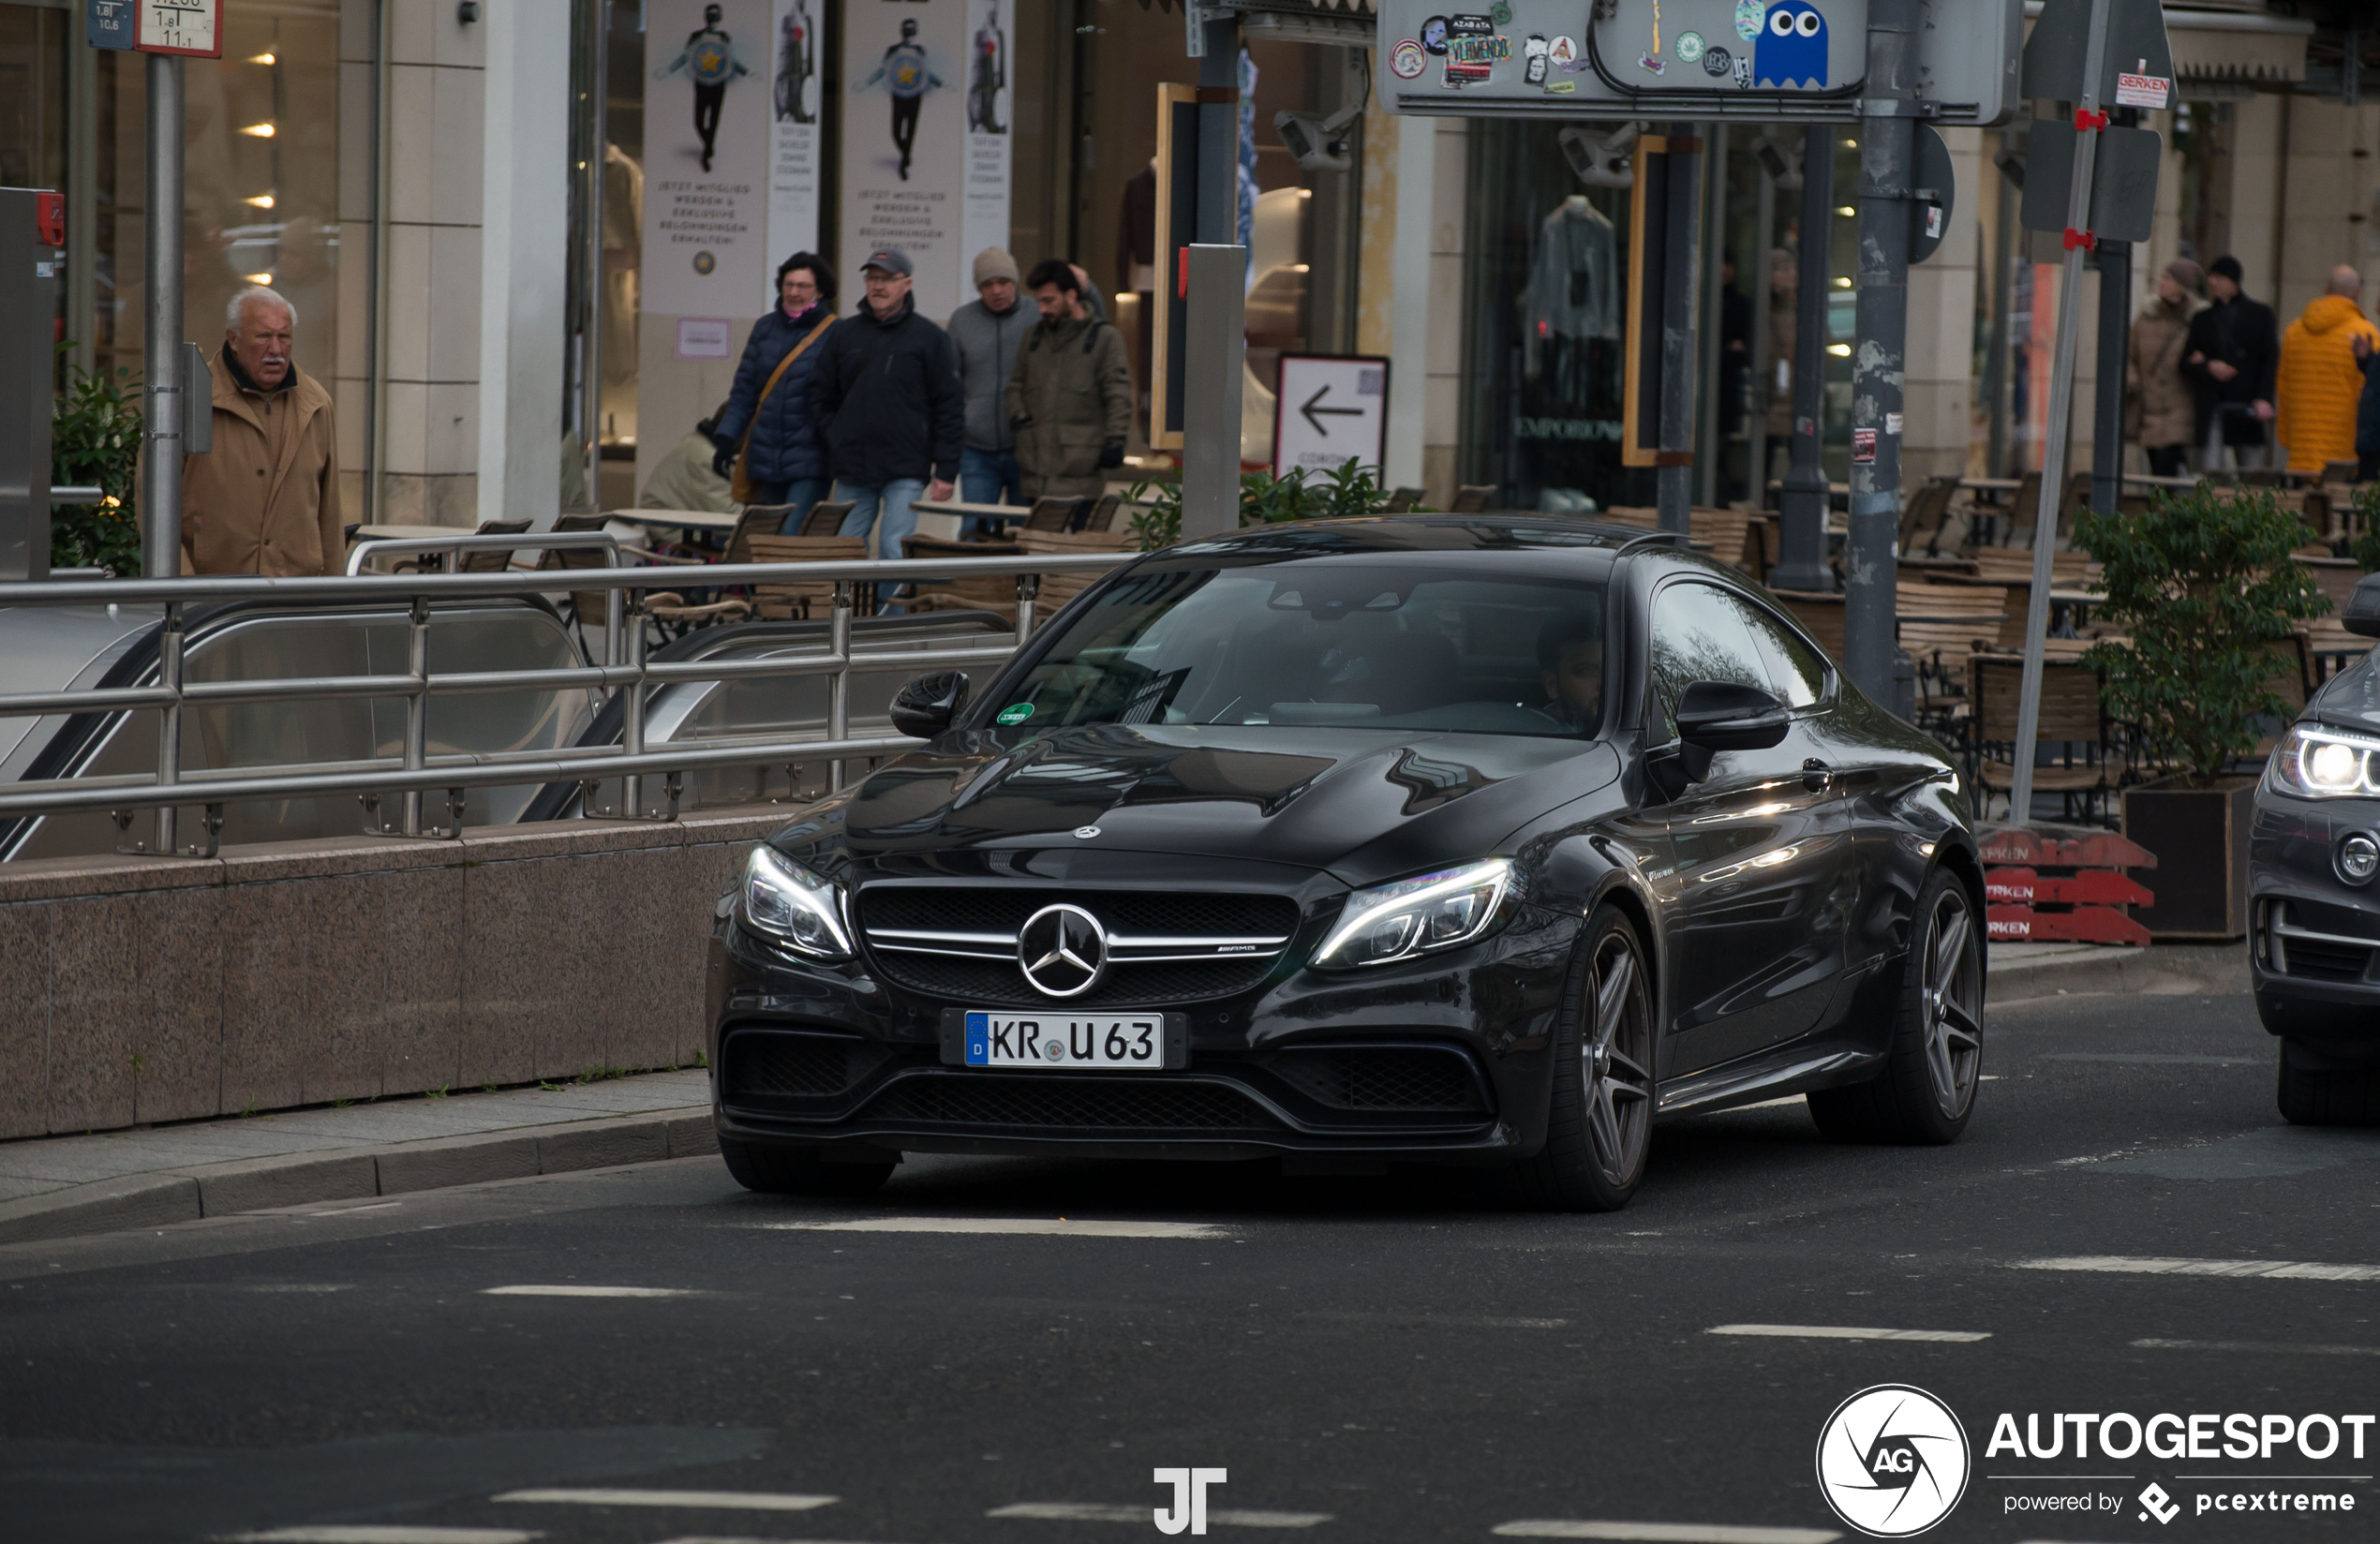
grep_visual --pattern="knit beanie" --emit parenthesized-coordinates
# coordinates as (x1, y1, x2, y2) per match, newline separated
(973, 247, 1019, 287)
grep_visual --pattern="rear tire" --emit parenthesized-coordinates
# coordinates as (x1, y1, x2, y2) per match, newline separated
(1808, 868, 1982, 1145)
(1512, 905, 1656, 1212)
(2277, 1039, 2380, 1126)
(720, 1136, 897, 1196)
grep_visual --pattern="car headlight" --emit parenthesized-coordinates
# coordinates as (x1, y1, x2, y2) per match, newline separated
(738, 846, 854, 959)
(1313, 859, 1520, 969)
(2268, 724, 2380, 800)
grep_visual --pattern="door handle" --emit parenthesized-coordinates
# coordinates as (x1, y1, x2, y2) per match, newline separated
(1802, 758, 1832, 793)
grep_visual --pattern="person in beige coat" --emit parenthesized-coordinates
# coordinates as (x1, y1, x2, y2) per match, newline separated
(2126, 258, 2201, 477)
(1004, 259, 1131, 503)
(183, 287, 343, 577)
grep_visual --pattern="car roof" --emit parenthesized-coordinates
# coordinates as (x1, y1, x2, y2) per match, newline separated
(1158, 514, 1684, 562)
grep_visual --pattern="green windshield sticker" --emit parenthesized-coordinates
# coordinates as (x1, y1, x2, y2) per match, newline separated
(996, 704, 1034, 725)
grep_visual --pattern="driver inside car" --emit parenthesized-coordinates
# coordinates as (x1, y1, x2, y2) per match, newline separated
(1538, 611, 1605, 734)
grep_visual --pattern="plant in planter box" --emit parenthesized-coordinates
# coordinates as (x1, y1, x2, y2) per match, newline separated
(50, 354, 144, 577)
(2075, 487, 2328, 937)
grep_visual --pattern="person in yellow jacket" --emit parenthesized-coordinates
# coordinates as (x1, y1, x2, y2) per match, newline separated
(2274, 266, 2380, 475)
(182, 287, 343, 576)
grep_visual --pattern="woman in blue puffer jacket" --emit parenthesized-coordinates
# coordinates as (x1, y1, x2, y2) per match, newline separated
(711, 252, 839, 530)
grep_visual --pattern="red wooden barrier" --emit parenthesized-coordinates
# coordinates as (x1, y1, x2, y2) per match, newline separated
(1978, 823, 2156, 947)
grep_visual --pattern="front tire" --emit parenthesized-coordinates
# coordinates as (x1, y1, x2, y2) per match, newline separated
(2277, 1039, 2380, 1126)
(1513, 905, 1656, 1211)
(720, 1136, 897, 1196)
(1808, 868, 1982, 1145)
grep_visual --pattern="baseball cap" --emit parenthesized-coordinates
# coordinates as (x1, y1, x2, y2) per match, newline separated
(861, 247, 913, 277)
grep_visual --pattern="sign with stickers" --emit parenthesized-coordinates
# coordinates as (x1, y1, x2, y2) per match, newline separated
(1376, 0, 2021, 126)
(135, 0, 219, 56)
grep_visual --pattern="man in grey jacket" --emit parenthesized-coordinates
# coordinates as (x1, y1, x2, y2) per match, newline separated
(946, 247, 1034, 526)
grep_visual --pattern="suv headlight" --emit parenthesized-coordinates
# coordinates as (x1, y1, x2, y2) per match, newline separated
(2268, 724, 2380, 800)
(1313, 858, 1520, 969)
(738, 846, 854, 959)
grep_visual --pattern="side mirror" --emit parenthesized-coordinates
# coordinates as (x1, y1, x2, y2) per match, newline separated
(890, 670, 969, 738)
(2344, 575, 2380, 639)
(1669, 679, 1791, 784)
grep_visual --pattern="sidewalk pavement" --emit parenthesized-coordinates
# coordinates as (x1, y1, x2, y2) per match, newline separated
(0, 1069, 713, 1247)
(0, 940, 2251, 1248)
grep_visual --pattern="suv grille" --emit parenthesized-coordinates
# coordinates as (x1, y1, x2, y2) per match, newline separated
(860, 1073, 1282, 1132)
(1269, 1045, 1490, 1114)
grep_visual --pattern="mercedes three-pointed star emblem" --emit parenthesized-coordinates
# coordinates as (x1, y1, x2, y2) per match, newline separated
(1018, 902, 1108, 999)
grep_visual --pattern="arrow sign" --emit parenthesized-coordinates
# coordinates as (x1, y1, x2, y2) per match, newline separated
(1300, 385, 1364, 438)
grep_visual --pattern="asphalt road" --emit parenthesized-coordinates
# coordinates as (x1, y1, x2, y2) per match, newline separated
(4, 988, 2376, 1544)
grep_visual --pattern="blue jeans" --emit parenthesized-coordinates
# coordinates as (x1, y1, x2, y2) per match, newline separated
(959, 447, 1022, 534)
(746, 478, 830, 534)
(836, 478, 927, 611)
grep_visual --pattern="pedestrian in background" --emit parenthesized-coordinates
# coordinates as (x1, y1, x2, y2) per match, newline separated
(947, 247, 1034, 520)
(1006, 259, 1131, 505)
(182, 286, 341, 577)
(2275, 265, 2380, 476)
(643, 403, 742, 515)
(810, 247, 961, 560)
(2354, 329, 2380, 481)
(712, 252, 837, 530)
(2183, 255, 2279, 471)
(2127, 258, 2200, 478)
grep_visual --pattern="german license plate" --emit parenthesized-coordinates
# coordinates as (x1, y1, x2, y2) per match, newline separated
(959, 1012, 1183, 1070)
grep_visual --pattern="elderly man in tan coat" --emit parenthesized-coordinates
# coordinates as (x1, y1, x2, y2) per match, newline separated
(183, 286, 342, 576)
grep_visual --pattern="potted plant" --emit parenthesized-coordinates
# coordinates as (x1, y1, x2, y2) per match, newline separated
(2076, 487, 2328, 939)
(1123, 458, 1405, 553)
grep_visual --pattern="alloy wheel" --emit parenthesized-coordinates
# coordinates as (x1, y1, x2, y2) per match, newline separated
(1920, 889, 1984, 1119)
(1584, 928, 1655, 1185)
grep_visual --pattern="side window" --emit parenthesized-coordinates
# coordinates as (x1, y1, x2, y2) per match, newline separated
(1732, 595, 1830, 708)
(1648, 583, 1776, 728)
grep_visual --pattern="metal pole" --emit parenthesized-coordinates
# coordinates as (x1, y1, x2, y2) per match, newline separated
(2012, 0, 2116, 824)
(1772, 124, 1835, 592)
(1844, 0, 1918, 708)
(1747, 160, 1778, 511)
(1195, 17, 1240, 245)
(1696, 124, 1728, 510)
(623, 596, 648, 813)
(401, 597, 428, 836)
(153, 600, 182, 854)
(141, 53, 185, 579)
(1657, 124, 1702, 537)
(1181, 244, 1247, 538)
(1015, 573, 1039, 642)
(2091, 236, 2131, 515)
(826, 580, 851, 793)
(1986, 129, 2017, 480)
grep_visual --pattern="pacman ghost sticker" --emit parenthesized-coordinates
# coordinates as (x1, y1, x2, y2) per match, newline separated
(1756, 1, 1828, 87)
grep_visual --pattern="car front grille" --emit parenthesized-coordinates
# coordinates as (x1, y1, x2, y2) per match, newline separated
(856, 886, 1302, 1006)
(1268, 1045, 1491, 1114)
(721, 1030, 891, 1101)
(857, 1073, 1283, 1133)
(2263, 899, 2379, 984)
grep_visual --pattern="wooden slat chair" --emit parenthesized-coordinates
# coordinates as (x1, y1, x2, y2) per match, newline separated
(746, 534, 871, 619)
(542, 513, 623, 636)
(1969, 653, 2113, 823)
(1077, 493, 1123, 532)
(1962, 547, 2100, 588)
(1024, 495, 1089, 532)
(1019, 527, 1133, 616)
(1897, 475, 1958, 557)
(797, 498, 857, 538)
(1771, 589, 1847, 665)
(1898, 581, 2010, 725)
(1450, 484, 1499, 514)
(2297, 555, 2362, 616)
(460, 518, 532, 572)
(1597, 505, 1659, 528)
(1385, 486, 1425, 512)
(902, 534, 1026, 616)
(1687, 506, 1758, 577)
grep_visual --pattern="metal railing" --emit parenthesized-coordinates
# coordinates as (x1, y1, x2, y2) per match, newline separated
(0, 549, 1135, 855)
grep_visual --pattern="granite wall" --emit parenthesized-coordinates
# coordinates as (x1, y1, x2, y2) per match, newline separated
(0, 807, 792, 1139)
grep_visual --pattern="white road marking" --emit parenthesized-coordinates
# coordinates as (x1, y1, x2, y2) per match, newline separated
(1302, 1311, 1569, 1329)
(303, 1201, 405, 1216)
(764, 1218, 1227, 1239)
(1491, 1523, 1840, 1542)
(217, 1529, 540, 1544)
(2016, 1254, 2380, 1282)
(2135, 1336, 2380, 1357)
(2039, 1052, 2260, 1066)
(988, 1502, 1331, 1527)
(237, 1284, 354, 1294)
(1706, 1324, 1990, 1343)
(479, 1285, 706, 1299)
(493, 1489, 834, 1510)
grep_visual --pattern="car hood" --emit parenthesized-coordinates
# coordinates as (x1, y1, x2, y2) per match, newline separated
(808, 723, 1621, 887)
(2308, 652, 2380, 736)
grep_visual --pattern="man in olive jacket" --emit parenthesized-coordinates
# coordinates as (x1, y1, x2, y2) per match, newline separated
(182, 287, 342, 576)
(1005, 259, 1131, 504)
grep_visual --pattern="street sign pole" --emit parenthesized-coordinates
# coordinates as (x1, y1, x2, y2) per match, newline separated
(1772, 123, 1834, 595)
(141, 49, 183, 580)
(1656, 126, 1700, 538)
(1844, 0, 1918, 709)
(2011, 0, 2117, 824)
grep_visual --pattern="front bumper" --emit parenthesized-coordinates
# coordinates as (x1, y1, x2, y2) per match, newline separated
(707, 901, 1582, 1163)
(2249, 790, 2380, 1057)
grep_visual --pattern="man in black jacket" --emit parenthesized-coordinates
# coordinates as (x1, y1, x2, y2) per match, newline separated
(2182, 254, 2279, 471)
(809, 247, 962, 562)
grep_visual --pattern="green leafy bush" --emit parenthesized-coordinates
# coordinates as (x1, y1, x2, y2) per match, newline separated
(2075, 487, 2328, 786)
(1123, 459, 1408, 553)
(50, 355, 144, 576)
(2350, 482, 2380, 574)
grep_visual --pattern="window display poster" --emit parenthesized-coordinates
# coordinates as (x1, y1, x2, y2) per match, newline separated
(840, 0, 1010, 319)
(767, 0, 824, 264)
(643, 0, 771, 318)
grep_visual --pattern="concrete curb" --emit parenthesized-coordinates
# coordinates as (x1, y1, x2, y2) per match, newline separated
(0, 1106, 718, 1247)
(1988, 942, 2247, 1004)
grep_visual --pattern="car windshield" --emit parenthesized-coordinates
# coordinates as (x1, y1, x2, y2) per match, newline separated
(991, 560, 1609, 737)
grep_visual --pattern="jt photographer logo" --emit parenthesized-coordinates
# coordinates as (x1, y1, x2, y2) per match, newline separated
(1153, 1467, 1227, 1536)
(1815, 1385, 1971, 1537)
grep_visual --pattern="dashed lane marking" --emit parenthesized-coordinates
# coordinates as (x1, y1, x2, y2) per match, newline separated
(493, 1489, 835, 1511)
(217, 1529, 541, 1544)
(2038, 1052, 2261, 1066)
(2016, 1255, 2380, 1282)
(989, 1502, 1331, 1527)
(763, 1218, 1227, 1239)
(1490, 1523, 1840, 1542)
(2135, 1336, 2380, 1357)
(1706, 1324, 1989, 1343)
(480, 1285, 707, 1299)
